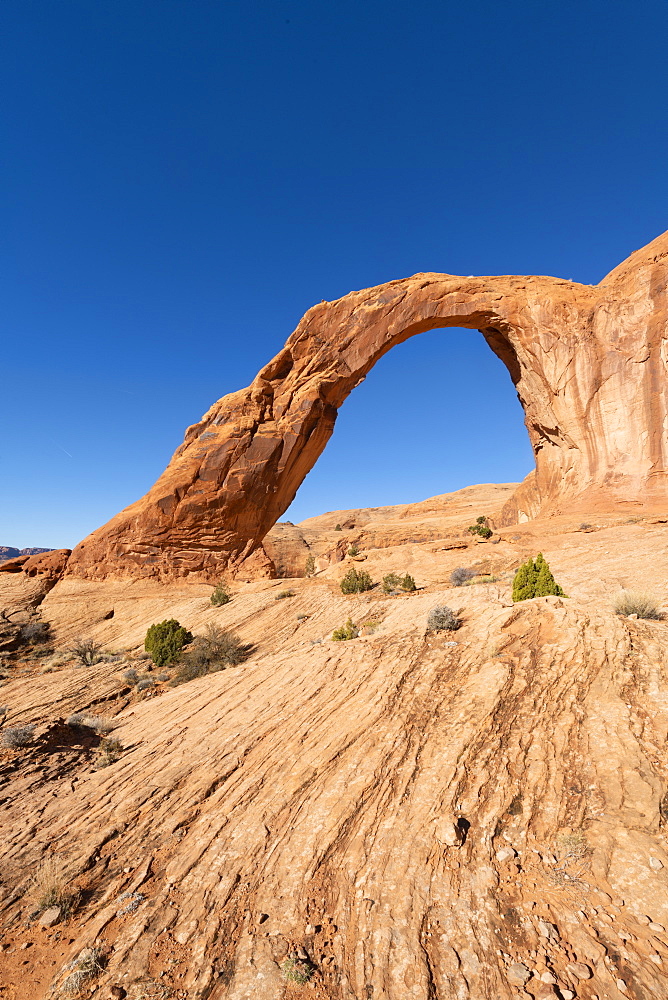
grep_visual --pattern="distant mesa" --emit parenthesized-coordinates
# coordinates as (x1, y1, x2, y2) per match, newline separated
(58, 229, 668, 583)
(0, 546, 52, 562)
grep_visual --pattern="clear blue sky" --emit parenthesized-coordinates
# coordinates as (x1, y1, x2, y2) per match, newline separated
(2, 0, 667, 549)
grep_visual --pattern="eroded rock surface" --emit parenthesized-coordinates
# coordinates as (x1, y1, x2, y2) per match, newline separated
(64, 230, 668, 582)
(3, 505, 668, 998)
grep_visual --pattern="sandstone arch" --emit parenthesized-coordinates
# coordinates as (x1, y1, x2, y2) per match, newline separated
(67, 230, 668, 581)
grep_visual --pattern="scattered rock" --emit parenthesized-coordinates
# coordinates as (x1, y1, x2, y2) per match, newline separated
(110, 988, 127, 1000)
(434, 815, 465, 847)
(561, 992, 575, 999)
(616, 979, 628, 993)
(649, 856, 664, 870)
(650, 953, 663, 965)
(635, 914, 650, 925)
(539, 970, 557, 983)
(506, 962, 531, 985)
(496, 847, 517, 862)
(537, 919, 559, 941)
(567, 962, 592, 980)
(649, 921, 665, 932)
(38, 906, 61, 928)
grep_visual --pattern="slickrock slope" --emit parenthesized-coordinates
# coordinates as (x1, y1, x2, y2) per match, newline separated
(263, 483, 518, 577)
(64, 230, 668, 582)
(3, 499, 668, 999)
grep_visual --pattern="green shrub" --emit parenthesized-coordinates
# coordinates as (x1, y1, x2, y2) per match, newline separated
(281, 957, 314, 984)
(427, 606, 461, 631)
(334, 523, 342, 531)
(613, 590, 663, 620)
(340, 568, 374, 594)
(210, 582, 231, 606)
(468, 515, 492, 540)
(144, 619, 193, 667)
(275, 589, 295, 600)
(382, 572, 416, 594)
(347, 544, 360, 556)
(304, 553, 316, 577)
(332, 618, 359, 641)
(512, 553, 566, 602)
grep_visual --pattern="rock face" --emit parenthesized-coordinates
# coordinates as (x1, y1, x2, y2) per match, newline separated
(65, 231, 668, 581)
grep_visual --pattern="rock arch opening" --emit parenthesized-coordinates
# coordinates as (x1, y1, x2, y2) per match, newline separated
(281, 326, 534, 525)
(65, 231, 668, 581)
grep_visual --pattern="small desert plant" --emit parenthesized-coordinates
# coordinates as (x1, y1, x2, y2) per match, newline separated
(427, 605, 461, 632)
(450, 566, 476, 587)
(347, 544, 360, 557)
(1, 723, 35, 748)
(468, 515, 492, 540)
(556, 829, 591, 861)
(61, 947, 105, 993)
(382, 572, 417, 594)
(579, 522, 593, 531)
(19, 621, 52, 645)
(29, 857, 79, 916)
(172, 624, 249, 685)
(304, 553, 316, 577)
(45, 652, 70, 670)
(122, 668, 139, 685)
(334, 523, 342, 531)
(136, 677, 155, 692)
(340, 568, 374, 594)
(66, 713, 114, 735)
(69, 638, 102, 666)
(144, 619, 193, 667)
(382, 572, 402, 593)
(613, 590, 663, 620)
(115, 890, 146, 916)
(156, 672, 170, 681)
(97, 737, 123, 767)
(0, 705, 8, 722)
(275, 589, 295, 600)
(210, 581, 231, 606)
(512, 553, 566, 602)
(281, 957, 314, 984)
(332, 618, 359, 641)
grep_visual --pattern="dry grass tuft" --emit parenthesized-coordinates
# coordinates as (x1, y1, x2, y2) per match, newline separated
(29, 857, 80, 917)
(613, 590, 664, 620)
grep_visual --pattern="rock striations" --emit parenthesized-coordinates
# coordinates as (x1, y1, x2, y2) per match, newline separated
(64, 230, 668, 582)
(3, 502, 668, 999)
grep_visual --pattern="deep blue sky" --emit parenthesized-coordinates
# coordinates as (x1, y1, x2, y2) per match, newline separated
(2, 0, 667, 548)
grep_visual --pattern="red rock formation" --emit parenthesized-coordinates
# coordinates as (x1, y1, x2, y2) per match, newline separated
(66, 231, 668, 581)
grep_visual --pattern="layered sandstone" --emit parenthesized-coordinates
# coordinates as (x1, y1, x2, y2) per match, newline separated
(3, 509, 668, 999)
(64, 230, 668, 582)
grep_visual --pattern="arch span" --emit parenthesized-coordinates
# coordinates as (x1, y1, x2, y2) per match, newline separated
(67, 231, 668, 580)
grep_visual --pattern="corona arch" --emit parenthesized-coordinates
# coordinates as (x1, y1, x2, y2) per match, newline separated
(67, 230, 668, 581)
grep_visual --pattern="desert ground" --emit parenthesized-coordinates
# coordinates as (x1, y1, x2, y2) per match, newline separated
(2, 483, 668, 1000)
